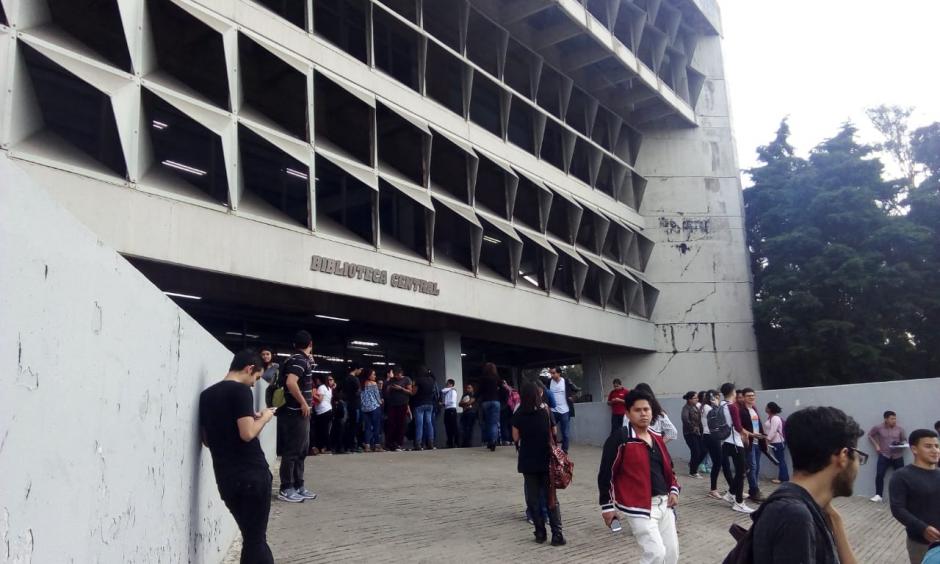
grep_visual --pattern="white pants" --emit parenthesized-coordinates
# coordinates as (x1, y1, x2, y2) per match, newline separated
(626, 495, 679, 564)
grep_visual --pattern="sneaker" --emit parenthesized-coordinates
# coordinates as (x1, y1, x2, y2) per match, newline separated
(689, 473, 703, 479)
(869, 494, 883, 503)
(722, 492, 736, 503)
(394, 447, 404, 452)
(550, 533, 567, 546)
(296, 488, 318, 501)
(749, 490, 766, 503)
(732, 502, 756, 514)
(277, 489, 304, 503)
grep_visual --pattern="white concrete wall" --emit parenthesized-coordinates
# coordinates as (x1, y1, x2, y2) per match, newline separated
(0, 154, 272, 563)
(583, 33, 761, 397)
(570, 378, 940, 498)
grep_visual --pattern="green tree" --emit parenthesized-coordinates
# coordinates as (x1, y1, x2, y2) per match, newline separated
(745, 121, 935, 388)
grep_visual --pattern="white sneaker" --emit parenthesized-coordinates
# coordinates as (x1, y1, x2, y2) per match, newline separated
(732, 502, 756, 514)
(869, 494, 883, 503)
(722, 492, 736, 503)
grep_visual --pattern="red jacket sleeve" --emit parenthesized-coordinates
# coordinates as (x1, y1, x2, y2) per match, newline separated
(729, 403, 744, 433)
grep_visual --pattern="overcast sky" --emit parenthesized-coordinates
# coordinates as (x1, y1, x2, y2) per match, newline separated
(719, 0, 940, 182)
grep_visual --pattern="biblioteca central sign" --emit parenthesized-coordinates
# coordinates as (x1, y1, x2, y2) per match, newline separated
(310, 255, 440, 296)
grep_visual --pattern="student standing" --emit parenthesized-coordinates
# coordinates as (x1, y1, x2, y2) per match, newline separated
(741, 388, 767, 502)
(199, 350, 276, 564)
(548, 367, 574, 453)
(478, 363, 502, 451)
(607, 379, 629, 434)
(598, 390, 680, 564)
(384, 366, 413, 452)
(275, 331, 318, 503)
(718, 383, 754, 513)
(341, 365, 363, 454)
(702, 390, 734, 500)
(459, 383, 478, 448)
(512, 382, 565, 546)
(441, 379, 460, 448)
(765, 402, 789, 483)
(312, 375, 333, 454)
(868, 410, 907, 502)
(360, 369, 383, 452)
(412, 369, 438, 450)
(746, 406, 862, 564)
(889, 429, 940, 564)
(680, 391, 705, 479)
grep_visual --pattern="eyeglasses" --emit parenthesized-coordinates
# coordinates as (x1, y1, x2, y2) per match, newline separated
(848, 447, 869, 465)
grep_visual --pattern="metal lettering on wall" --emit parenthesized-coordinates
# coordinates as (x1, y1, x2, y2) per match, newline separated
(310, 255, 440, 296)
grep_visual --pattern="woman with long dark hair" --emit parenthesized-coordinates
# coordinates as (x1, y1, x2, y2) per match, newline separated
(702, 390, 734, 500)
(634, 383, 677, 442)
(478, 362, 501, 451)
(512, 381, 564, 546)
(764, 402, 789, 483)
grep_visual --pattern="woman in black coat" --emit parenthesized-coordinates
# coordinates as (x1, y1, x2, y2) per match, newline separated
(512, 381, 565, 546)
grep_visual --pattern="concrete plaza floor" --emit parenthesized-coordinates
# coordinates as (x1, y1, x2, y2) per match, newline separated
(226, 444, 907, 563)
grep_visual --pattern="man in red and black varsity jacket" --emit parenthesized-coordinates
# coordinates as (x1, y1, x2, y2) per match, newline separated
(597, 389, 681, 564)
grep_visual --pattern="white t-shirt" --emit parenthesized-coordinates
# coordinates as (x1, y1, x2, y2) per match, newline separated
(442, 387, 458, 409)
(550, 378, 569, 415)
(315, 384, 333, 415)
(701, 404, 712, 435)
(721, 401, 744, 447)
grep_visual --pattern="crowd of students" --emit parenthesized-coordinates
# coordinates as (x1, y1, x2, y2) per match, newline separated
(198, 338, 939, 564)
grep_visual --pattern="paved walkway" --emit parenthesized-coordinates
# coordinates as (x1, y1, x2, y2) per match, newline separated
(226, 445, 906, 563)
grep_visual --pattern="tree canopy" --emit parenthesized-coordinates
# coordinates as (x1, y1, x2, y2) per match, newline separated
(744, 118, 940, 388)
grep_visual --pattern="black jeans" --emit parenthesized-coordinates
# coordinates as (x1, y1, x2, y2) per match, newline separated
(444, 408, 459, 447)
(460, 411, 477, 447)
(611, 413, 623, 435)
(217, 469, 274, 564)
(684, 433, 707, 475)
(875, 454, 904, 496)
(314, 410, 332, 450)
(722, 442, 747, 503)
(343, 406, 360, 451)
(707, 435, 733, 491)
(523, 473, 562, 537)
(277, 412, 309, 491)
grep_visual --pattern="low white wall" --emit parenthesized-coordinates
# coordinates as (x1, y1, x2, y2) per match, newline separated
(0, 154, 272, 563)
(571, 378, 940, 498)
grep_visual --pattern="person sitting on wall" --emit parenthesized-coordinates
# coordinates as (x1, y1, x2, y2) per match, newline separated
(199, 349, 276, 564)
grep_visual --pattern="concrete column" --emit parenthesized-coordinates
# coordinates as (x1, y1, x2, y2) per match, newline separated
(424, 330, 463, 447)
(581, 354, 608, 402)
(423, 330, 463, 390)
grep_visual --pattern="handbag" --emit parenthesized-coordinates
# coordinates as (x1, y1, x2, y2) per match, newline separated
(545, 408, 574, 489)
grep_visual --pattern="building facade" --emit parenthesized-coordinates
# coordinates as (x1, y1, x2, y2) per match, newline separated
(0, 0, 760, 396)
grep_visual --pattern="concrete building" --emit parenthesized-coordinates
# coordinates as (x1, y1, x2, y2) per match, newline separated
(0, 0, 759, 402)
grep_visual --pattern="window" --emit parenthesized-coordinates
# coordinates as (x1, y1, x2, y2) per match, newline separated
(377, 103, 428, 186)
(373, 8, 421, 91)
(48, 0, 131, 72)
(316, 154, 375, 244)
(148, 0, 230, 109)
(314, 72, 373, 165)
(507, 97, 535, 154)
(426, 42, 466, 116)
(380, 180, 430, 259)
(470, 75, 503, 137)
(239, 125, 310, 227)
(314, 0, 368, 63)
(239, 34, 308, 140)
(252, 0, 306, 28)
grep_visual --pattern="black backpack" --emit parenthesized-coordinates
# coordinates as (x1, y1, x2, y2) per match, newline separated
(707, 402, 732, 441)
(722, 522, 754, 564)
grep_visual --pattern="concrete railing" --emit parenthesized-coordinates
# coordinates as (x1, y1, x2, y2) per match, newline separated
(571, 378, 940, 498)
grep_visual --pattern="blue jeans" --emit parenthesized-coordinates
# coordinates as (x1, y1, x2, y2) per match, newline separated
(771, 442, 789, 481)
(480, 401, 501, 446)
(414, 404, 435, 446)
(747, 443, 761, 494)
(363, 408, 382, 448)
(554, 411, 570, 453)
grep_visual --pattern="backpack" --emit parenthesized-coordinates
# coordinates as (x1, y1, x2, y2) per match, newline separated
(722, 522, 755, 564)
(707, 402, 732, 441)
(266, 355, 302, 409)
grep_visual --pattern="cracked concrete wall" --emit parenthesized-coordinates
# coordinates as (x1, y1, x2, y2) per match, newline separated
(0, 154, 266, 563)
(583, 34, 761, 397)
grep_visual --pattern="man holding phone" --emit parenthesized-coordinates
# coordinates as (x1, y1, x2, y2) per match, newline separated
(199, 349, 277, 564)
(598, 389, 681, 564)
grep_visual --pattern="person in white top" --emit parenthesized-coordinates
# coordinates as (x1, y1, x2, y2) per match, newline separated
(549, 368, 572, 453)
(441, 379, 460, 448)
(633, 383, 677, 443)
(311, 375, 333, 454)
(718, 383, 755, 513)
(764, 402, 789, 484)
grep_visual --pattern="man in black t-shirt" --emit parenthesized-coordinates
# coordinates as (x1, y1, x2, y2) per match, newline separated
(745, 406, 862, 564)
(275, 330, 318, 503)
(341, 365, 363, 453)
(199, 349, 276, 564)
